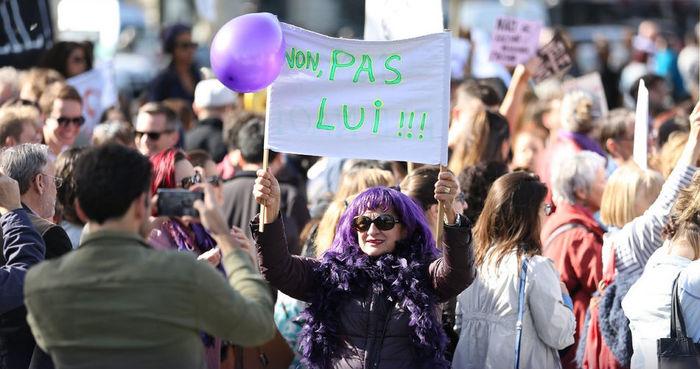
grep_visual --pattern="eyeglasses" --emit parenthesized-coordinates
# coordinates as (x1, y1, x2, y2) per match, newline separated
(175, 41, 197, 49)
(180, 172, 202, 189)
(40, 173, 63, 189)
(544, 203, 556, 216)
(351, 214, 401, 232)
(135, 130, 172, 141)
(54, 116, 85, 127)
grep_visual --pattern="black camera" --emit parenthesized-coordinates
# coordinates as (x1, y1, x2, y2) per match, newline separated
(156, 189, 204, 217)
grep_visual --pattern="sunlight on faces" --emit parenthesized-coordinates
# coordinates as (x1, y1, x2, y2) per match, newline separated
(356, 208, 406, 257)
(46, 99, 82, 147)
(135, 113, 177, 156)
(511, 132, 544, 170)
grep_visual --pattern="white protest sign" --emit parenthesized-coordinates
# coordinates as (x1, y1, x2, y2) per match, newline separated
(561, 72, 609, 120)
(633, 80, 649, 169)
(66, 62, 118, 137)
(364, 0, 443, 41)
(267, 23, 450, 165)
(489, 16, 542, 67)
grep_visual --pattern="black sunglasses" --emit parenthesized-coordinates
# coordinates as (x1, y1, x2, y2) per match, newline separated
(55, 116, 85, 126)
(176, 41, 197, 49)
(135, 130, 172, 141)
(180, 172, 202, 189)
(351, 214, 401, 232)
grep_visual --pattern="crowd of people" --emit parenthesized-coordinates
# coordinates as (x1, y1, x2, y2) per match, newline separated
(2, 17, 700, 369)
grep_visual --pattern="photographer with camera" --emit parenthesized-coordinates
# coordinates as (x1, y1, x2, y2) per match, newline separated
(22, 143, 274, 369)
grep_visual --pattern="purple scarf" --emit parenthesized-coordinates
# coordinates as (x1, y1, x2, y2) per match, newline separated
(558, 131, 607, 158)
(299, 240, 449, 369)
(165, 219, 217, 254)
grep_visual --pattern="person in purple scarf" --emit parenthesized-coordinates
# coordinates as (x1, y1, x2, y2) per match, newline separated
(252, 168, 476, 369)
(147, 148, 245, 369)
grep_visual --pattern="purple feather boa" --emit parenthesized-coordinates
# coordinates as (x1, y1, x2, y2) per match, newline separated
(298, 239, 449, 369)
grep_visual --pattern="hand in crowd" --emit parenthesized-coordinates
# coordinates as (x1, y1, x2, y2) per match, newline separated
(253, 169, 281, 224)
(193, 183, 238, 255)
(197, 247, 222, 267)
(434, 168, 459, 224)
(0, 173, 22, 215)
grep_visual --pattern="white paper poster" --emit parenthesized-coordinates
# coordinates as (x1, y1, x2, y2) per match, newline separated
(633, 80, 649, 169)
(66, 62, 118, 137)
(489, 16, 542, 67)
(267, 23, 450, 165)
(364, 0, 443, 41)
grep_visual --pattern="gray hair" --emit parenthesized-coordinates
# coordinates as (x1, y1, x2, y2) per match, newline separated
(0, 144, 50, 194)
(560, 90, 595, 134)
(551, 151, 606, 205)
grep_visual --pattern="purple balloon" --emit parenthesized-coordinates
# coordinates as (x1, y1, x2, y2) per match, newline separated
(210, 13, 285, 93)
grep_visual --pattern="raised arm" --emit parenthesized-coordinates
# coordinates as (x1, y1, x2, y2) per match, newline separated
(614, 102, 700, 274)
(428, 169, 476, 301)
(0, 174, 45, 314)
(251, 169, 320, 302)
(499, 64, 530, 134)
(193, 183, 275, 345)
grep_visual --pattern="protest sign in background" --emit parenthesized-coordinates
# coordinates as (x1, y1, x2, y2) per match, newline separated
(267, 23, 450, 165)
(67, 62, 118, 138)
(561, 72, 609, 121)
(633, 80, 649, 169)
(529, 33, 573, 84)
(364, 0, 443, 41)
(489, 16, 541, 67)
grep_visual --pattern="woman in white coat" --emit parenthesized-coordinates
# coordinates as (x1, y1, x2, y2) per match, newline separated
(453, 171, 576, 369)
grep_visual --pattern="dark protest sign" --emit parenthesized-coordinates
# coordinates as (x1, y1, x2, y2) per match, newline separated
(0, 0, 53, 68)
(488, 16, 542, 67)
(529, 33, 573, 84)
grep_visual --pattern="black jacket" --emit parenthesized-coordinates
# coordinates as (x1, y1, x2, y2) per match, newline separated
(0, 206, 72, 369)
(184, 118, 227, 163)
(221, 170, 309, 255)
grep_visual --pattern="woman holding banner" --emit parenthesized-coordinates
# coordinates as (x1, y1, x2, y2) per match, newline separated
(252, 168, 475, 369)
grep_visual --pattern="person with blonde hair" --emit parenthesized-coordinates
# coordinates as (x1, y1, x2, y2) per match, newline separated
(313, 167, 395, 257)
(623, 173, 700, 369)
(0, 105, 42, 147)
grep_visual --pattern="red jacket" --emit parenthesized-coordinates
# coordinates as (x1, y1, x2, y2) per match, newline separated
(540, 203, 605, 369)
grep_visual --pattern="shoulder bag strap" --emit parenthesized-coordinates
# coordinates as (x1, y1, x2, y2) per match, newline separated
(670, 275, 687, 339)
(514, 257, 529, 369)
(543, 223, 585, 253)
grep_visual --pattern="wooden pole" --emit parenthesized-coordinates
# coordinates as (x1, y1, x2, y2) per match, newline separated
(258, 87, 272, 232)
(435, 165, 446, 246)
(407, 161, 415, 175)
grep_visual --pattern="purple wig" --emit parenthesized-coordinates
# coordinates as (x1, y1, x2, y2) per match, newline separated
(298, 187, 449, 369)
(328, 186, 440, 257)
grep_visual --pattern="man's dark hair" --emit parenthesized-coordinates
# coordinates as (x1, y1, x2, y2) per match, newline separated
(74, 144, 152, 224)
(236, 116, 278, 164)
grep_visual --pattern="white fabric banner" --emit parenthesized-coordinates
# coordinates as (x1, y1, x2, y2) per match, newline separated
(267, 23, 450, 165)
(67, 62, 118, 137)
(363, 0, 443, 41)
